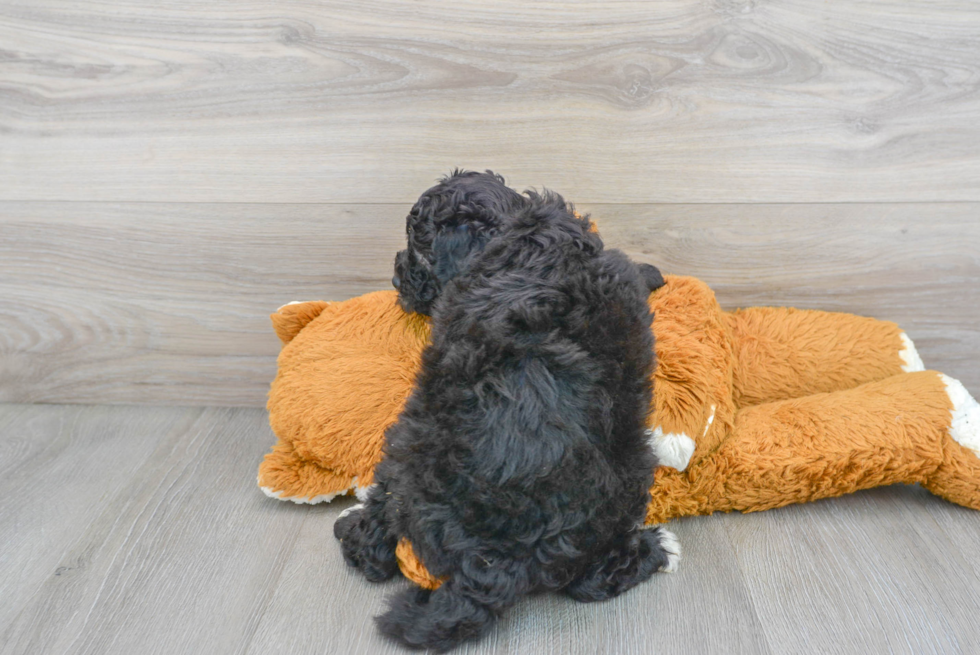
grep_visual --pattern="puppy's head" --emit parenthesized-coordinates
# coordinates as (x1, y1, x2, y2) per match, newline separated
(393, 170, 525, 315)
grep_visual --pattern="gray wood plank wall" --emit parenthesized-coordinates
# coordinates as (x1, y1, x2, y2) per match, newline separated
(1, 1, 979, 405)
(2, 0, 979, 203)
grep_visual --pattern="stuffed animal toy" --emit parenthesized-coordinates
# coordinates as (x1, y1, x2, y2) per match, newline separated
(259, 275, 980, 590)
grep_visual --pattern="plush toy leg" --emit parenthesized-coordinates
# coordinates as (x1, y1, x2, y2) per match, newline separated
(921, 375, 980, 508)
(258, 440, 359, 503)
(396, 538, 445, 590)
(728, 307, 922, 408)
(647, 371, 978, 523)
(266, 291, 431, 506)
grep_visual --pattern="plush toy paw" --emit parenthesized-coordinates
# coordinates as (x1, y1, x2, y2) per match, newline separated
(646, 427, 697, 471)
(942, 374, 980, 458)
(646, 404, 717, 472)
(899, 333, 926, 372)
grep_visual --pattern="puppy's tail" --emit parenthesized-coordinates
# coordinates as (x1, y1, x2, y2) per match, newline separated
(375, 578, 501, 652)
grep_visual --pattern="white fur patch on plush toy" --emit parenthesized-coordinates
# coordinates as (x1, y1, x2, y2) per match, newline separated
(277, 300, 310, 311)
(259, 480, 349, 504)
(900, 333, 926, 372)
(646, 427, 696, 471)
(942, 374, 980, 458)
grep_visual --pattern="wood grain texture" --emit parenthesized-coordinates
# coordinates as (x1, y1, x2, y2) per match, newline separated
(0, 405, 309, 655)
(722, 487, 980, 654)
(2, 201, 978, 406)
(247, 500, 772, 655)
(592, 203, 980, 393)
(920, 491, 980, 590)
(1, 1, 978, 203)
(0, 405, 190, 633)
(0, 201, 408, 405)
(3, 404, 980, 654)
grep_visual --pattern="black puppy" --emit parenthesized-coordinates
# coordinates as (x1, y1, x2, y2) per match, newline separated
(334, 170, 678, 651)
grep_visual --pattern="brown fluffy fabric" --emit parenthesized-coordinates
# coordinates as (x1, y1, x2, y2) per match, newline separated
(260, 276, 980, 587)
(264, 292, 430, 500)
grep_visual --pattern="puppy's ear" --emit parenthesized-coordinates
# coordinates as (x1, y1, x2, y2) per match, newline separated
(430, 223, 486, 287)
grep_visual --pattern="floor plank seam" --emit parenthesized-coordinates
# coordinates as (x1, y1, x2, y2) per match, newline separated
(61, 408, 213, 655)
(716, 518, 779, 655)
(236, 508, 309, 655)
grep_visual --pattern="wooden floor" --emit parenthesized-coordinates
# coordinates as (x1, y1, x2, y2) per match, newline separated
(2, 403, 979, 655)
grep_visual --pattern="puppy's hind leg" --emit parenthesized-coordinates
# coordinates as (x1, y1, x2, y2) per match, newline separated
(565, 526, 680, 603)
(333, 486, 398, 582)
(376, 555, 524, 651)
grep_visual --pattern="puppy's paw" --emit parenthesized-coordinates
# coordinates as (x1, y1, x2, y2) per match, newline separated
(333, 503, 365, 541)
(650, 526, 681, 573)
(376, 582, 493, 652)
(333, 506, 398, 582)
(333, 503, 398, 582)
(565, 526, 680, 603)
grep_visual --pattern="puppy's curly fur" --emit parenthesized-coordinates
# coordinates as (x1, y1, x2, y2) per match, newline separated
(334, 170, 678, 651)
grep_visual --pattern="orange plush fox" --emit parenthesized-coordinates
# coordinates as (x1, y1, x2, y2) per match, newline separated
(260, 276, 980, 589)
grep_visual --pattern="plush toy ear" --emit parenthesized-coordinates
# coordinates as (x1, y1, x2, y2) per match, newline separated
(270, 301, 331, 344)
(262, 291, 431, 504)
